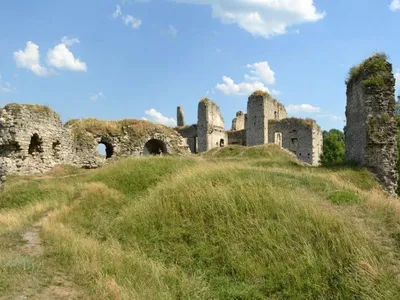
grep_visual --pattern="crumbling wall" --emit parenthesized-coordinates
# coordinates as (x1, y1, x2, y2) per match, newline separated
(197, 98, 227, 152)
(265, 98, 288, 121)
(0, 104, 191, 180)
(246, 91, 269, 146)
(0, 104, 75, 180)
(268, 118, 322, 166)
(231, 111, 246, 131)
(227, 129, 246, 146)
(177, 106, 185, 127)
(345, 54, 398, 195)
(67, 118, 190, 169)
(176, 124, 198, 153)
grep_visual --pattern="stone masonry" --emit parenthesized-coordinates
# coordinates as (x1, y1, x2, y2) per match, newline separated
(0, 104, 190, 182)
(345, 54, 398, 195)
(197, 98, 227, 153)
(1, 90, 324, 182)
(177, 106, 185, 127)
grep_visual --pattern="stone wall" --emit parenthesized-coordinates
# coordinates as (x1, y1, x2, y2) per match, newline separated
(246, 91, 287, 146)
(0, 104, 75, 180)
(67, 118, 190, 169)
(176, 124, 198, 153)
(177, 106, 185, 127)
(268, 118, 322, 166)
(231, 111, 246, 131)
(345, 54, 398, 195)
(197, 98, 227, 152)
(246, 92, 269, 146)
(0, 104, 190, 181)
(227, 129, 246, 146)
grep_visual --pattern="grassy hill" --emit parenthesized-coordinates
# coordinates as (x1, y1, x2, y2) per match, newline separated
(1, 145, 400, 299)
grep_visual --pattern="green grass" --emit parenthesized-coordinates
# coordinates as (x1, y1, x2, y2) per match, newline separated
(1, 146, 400, 299)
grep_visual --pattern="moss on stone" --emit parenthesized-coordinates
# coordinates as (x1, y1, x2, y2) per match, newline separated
(367, 114, 395, 143)
(346, 53, 392, 88)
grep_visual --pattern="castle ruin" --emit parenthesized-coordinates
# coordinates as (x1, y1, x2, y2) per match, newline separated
(0, 90, 323, 182)
(178, 91, 323, 166)
(345, 54, 398, 195)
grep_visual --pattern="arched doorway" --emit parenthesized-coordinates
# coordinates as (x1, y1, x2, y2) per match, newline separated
(220, 139, 225, 147)
(98, 141, 114, 159)
(143, 139, 167, 156)
(28, 133, 43, 156)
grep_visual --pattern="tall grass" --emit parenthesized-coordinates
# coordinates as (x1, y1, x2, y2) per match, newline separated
(1, 146, 400, 299)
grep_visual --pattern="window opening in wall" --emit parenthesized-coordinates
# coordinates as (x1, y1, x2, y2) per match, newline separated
(274, 111, 278, 120)
(143, 139, 167, 156)
(52, 141, 61, 159)
(28, 133, 43, 156)
(289, 138, 299, 154)
(220, 139, 225, 147)
(274, 132, 283, 147)
(98, 141, 114, 159)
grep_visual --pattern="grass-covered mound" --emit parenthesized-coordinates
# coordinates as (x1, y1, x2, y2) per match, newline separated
(1, 146, 400, 299)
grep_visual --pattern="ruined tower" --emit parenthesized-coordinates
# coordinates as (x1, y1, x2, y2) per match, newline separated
(231, 111, 246, 131)
(177, 106, 185, 127)
(246, 91, 288, 146)
(197, 98, 227, 153)
(345, 54, 398, 195)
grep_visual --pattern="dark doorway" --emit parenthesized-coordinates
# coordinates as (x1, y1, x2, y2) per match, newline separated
(143, 139, 167, 156)
(220, 139, 225, 147)
(98, 141, 114, 159)
(28, 133, 43, 155)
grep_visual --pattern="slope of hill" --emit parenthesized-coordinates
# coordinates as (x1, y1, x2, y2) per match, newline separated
(1, 145, 400, 299)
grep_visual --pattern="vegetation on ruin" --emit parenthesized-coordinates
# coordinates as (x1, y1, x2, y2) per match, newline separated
(65, 118, 177, 144)
(2, 145, 400, 299)
(346, 53, 393, 88)
(0, 104, 56, 117)
(250, 90, 270, 97)
(269, 117, 318, 129)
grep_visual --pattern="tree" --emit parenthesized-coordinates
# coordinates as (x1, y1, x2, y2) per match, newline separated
(320, 129, 345, 166)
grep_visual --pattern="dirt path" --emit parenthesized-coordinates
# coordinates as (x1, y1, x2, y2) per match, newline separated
(6, 215, 81, 300)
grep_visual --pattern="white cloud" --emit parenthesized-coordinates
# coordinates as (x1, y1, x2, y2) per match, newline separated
(90, 92, 104, 101)
(173, 0, 325, 38)
(390, 0, 400, 11)
(271, 89, 281, 96)
(112, 5, 142, 29)
(144, 109, 177, 126)
(247, 61, 275, 84)
(395, 70, 400, 86)
(316, 114, 343, 121)
(13, 41, 52, 76)
(61, 36, 80, 46)
(0, 74, 14, 93)
(47, 43, 87, 72)
(286, 104, 320, 114)
(161, 25, 178, 38)
(216, 76, 269, 96)
(216, 60, 276, 96)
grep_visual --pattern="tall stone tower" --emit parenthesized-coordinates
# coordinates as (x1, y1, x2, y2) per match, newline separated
(197, 98, 226, 153)
(246, 91, 270, 146)
(345, 54, 398, 195)
(177, 106, 185, 127)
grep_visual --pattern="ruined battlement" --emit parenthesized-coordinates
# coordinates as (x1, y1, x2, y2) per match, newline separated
(345, 54, 398, 195)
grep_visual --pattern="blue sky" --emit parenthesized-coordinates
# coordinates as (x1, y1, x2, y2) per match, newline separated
(0, 0, 399, 131)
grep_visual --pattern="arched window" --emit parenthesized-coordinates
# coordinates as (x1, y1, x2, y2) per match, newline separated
(220, 139, 225, 147)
